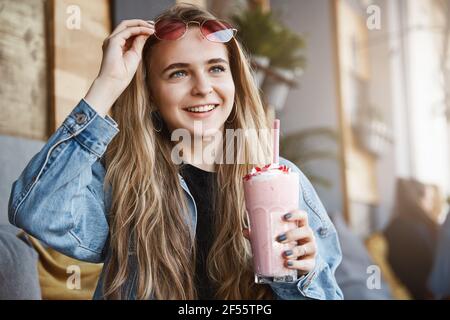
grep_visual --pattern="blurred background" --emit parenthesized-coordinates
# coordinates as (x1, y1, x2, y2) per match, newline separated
(0, 0, 449, 300)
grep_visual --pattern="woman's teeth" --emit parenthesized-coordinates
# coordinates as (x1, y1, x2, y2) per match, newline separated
(186, 104, 218, 113)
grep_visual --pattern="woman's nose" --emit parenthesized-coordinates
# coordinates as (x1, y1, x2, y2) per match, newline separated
(191, 74, 213, 96)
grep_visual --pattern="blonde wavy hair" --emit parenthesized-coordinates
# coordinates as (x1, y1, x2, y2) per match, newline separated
(103, 3, 273, 299)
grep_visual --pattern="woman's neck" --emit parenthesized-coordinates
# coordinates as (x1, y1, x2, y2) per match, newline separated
(185, 161, 216, 173)
(180, 133, 222, 173)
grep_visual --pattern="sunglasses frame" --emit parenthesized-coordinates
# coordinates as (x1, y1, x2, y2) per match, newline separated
(153, 19, 238, 43)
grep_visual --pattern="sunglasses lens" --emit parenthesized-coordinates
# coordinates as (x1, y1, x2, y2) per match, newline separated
(154, 19, 186, 40)
(201, 20, 235, 42)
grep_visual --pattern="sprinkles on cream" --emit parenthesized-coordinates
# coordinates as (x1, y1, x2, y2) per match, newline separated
(243, 163, 292, 181)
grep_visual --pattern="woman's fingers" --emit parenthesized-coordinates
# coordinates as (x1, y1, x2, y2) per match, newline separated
(283, 242, 317, 259)
(283, 209, 308, 227)
(110, 19, 154, 38)
(285, 256, 316, 274)
(127, 33, 151, 58)
(109, 26, 154, 47)
(276, 225, 313, 244)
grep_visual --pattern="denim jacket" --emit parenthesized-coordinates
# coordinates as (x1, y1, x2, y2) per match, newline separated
(8, 99, 343, 300)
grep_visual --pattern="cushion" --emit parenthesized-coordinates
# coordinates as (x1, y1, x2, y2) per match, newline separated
(428, 211, 450, 299)
(0, 225, 41, 299)
(365, 233, 411, 299)
(332, 214, 393, 299)
(26, 234, 103, 300)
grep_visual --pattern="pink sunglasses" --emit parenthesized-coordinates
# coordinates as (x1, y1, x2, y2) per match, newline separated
(153, 19, 237, 43)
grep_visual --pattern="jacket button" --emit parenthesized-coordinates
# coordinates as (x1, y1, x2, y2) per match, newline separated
(319, 227, 328, 237)
(75, 113, 87, 124)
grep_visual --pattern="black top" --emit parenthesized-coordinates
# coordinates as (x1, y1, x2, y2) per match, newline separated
(179, 163, 217, 300)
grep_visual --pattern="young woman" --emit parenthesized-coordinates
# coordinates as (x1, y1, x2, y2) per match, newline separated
(8, 4, 343, 300)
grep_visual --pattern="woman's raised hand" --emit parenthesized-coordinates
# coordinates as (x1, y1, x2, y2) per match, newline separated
(84, 19, 155, 117)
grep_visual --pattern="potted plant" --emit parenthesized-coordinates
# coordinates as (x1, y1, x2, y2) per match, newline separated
(261, 26, 306, 111)
(232, 7, 306, 110)
(231, 8, 278, 88)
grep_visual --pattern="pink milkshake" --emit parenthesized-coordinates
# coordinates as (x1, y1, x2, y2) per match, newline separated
(243, 119, 299, 283)
(243, 164, 299, 283)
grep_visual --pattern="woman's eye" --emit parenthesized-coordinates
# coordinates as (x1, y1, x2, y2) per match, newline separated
(210, 65, 226, 73)
(169, 70, 187, 79)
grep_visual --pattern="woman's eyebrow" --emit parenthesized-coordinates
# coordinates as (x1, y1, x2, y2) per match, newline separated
(206, 58, 228, 65)
(162, 63, 189, 74)
(162, 58, 229, 74)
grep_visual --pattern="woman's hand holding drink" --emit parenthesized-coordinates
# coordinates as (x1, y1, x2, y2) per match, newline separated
(277, 209, 317, 275)
(243, 209, 317, 277)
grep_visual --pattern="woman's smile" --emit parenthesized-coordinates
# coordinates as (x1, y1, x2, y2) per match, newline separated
(183, 103, 220, 118)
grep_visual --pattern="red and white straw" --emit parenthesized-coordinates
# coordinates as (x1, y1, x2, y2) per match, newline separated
(273, 119, 280, 164)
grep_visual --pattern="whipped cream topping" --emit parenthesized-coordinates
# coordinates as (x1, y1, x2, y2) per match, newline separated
(243, 163, 291, 181)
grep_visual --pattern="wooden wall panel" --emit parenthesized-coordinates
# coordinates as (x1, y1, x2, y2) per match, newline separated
(0, 0, 48, 140)
(50, 0, 111, 130)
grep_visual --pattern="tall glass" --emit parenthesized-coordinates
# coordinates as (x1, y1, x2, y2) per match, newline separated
(243, 167, 299, 283)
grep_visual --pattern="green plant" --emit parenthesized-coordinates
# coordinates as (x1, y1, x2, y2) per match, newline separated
(231, 7, 278, 57)
(269, 27, 306, 71)
(279, 128, 339, 188)
(231, 8, 306, 71)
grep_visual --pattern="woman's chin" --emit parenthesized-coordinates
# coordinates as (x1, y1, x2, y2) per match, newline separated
(178, 120, 223, 138)
(192, 125, 223, 139)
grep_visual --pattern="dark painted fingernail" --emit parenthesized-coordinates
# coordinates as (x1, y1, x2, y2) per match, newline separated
(287, 261, 294, 267)
(284, 213, 292, 220)
(284, 250, 293, 257)
(277, 234, 287, 242)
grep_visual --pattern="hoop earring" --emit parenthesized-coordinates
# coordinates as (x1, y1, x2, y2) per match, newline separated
(226, 105, 237, 124)
(151, 111, 163, 132)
